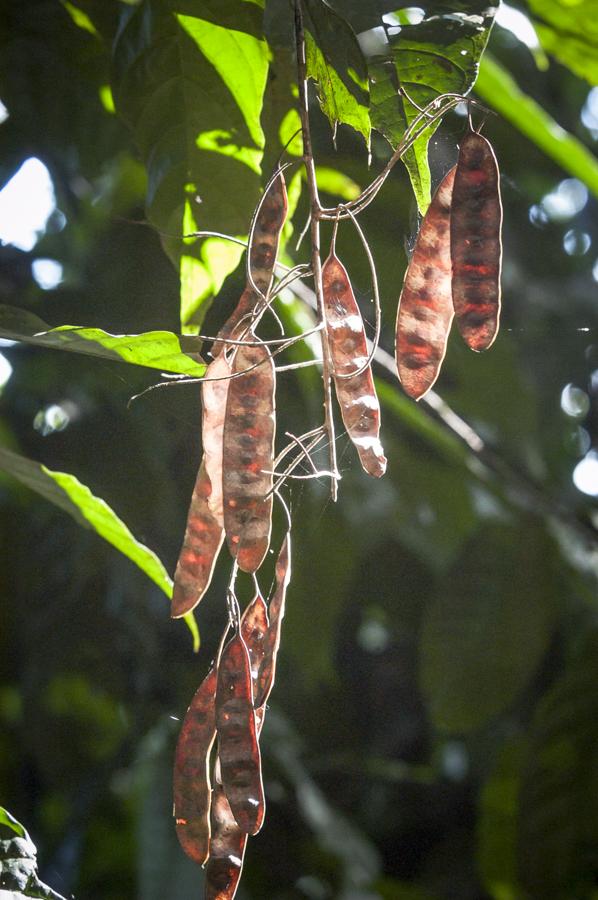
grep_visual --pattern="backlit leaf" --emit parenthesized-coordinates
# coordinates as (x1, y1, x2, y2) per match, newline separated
(527, 0, 598, 86)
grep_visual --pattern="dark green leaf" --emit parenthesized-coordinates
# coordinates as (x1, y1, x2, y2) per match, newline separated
(527, 0, 598, 86)
(0, 446, 199, 650)
(368, 2, 497, 212)
(0, 809, 26, 839)
(303, 0, 371, 144)
(0, 305, 205, 375)
(476, 54, 598, 199)
(420, 525, 559, 733)
(112, 0, 270, 332)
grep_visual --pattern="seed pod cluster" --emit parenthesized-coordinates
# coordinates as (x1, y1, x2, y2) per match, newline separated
(396, 130, 502, 399)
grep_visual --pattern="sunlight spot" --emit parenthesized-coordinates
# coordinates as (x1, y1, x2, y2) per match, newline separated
(540, 179, 588, 223)
(441, 742, 468, 781)
(581, 86, 598, 139)
(563, 229, 591, 256)
(495, 3, 540, 50)
(573, 452, 598, 496)
(32, 258, 63, 291)
(0, 353, 13, 389)
(561, 383, 590, 419)
(593, 259, 598, 282)
(0, 99, 8, 124)
(0, 158, 56, 252)
(33, 403, 72, 436)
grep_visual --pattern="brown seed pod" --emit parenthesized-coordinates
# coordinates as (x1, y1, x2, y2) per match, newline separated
(215, 634, 265, 835)
(214, 171, 288, 354)
(222, 341, 275, 573)
(396, 166, 456, 400)
(202, 354, 232, 526)
(240, 593, 270, 699)
(173, 665, 218, 866)
(254, 533, 291, 710)
(204, 778, 247, 900)
(450, 131, 502, 352)
(171, 459, 224, 618)
(322, 252, 387, 478)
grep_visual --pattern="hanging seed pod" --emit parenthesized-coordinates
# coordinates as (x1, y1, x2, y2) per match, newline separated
(202, 354, 232, 526)
(214, 171, 288, 353)
(322, 251, 387, 478)
(240, 593, 270, 699)
(173, 666, 218, 866)
(396, 166, 456, 400)
(222, 340, 275, 574)
(254, 533, 291, 710)
(215, 634, 265, 835)
(172, 460, 224, 618)
(204, 776, 247, 900)
(451, 131, 502, 352)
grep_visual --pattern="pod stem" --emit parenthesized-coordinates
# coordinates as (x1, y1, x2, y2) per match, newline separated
(294, 0, 339, 500)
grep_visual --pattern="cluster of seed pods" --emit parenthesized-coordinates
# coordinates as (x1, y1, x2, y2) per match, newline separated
(396, 129, 503, 399)
(173, 536, 291, 899)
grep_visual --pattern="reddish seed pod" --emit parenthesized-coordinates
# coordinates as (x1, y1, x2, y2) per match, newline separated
(214, 172, 288, 354)
(240, 593, 270, 700)
(202, 354, 232, 526)
(204, 778, 247, 900)
(451, 131, 502, 352)
(222, 341, 275, 573)
(171, 459, 224, 618)
(254, 533, 291, 710)
(396, 166, 456, 400)
(215, 634, 265, 835)
(173, 666, 218, 866)
(322, 252, 387, 478)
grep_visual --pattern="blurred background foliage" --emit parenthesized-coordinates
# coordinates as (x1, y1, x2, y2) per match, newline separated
(1, 0, 598, 898)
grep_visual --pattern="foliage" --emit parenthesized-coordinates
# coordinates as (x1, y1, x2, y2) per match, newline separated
(1, 0, 598, 898)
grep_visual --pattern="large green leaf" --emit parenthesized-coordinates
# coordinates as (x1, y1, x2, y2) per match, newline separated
(303, 0, 371, 144)
(517, 633, 598, 897)
(420, 524, 559, 733)
(0, 808, 66, 899)
(527, 0, 598, 86)
(368, 2, 497, 213)
(0, 305, 205, 375)
(476, 54, 598, 199)
(112, 0, 270, 333)
(0, 447, 199, 650)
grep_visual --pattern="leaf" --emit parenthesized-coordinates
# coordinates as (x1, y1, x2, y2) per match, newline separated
(368, 2, 497, 213)
(0, 810, 66, 899)
(527, 0, 598, 86)
(314, 165, 361, 199)
(112, 0, 270, 333)
(420, 524, 559, 733)
(0, 446, 199, 650)
(475, 54, 598, 200)
(0, 305, 205, 376)
(303, 0, 371, 144)
(517, 632, 598, 898)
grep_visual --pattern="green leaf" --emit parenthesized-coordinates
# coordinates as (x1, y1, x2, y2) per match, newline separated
(527, 0, 598, 86)
(475, 54, 598, 199)
(0, 304, 205, 376)
(368, 2, 497, 213)
(518, 632, 598, 897)
(420, 525, 559, 733)
(303, 0, 371, 145)
(0, 447, 199, 651)
(112, 0, 270, 332)
(61, 0, 99, 36)
(0, 811, 67, 899)
(314, 165, 361, 199)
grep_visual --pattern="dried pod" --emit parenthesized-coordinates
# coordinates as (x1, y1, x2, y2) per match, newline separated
(396, 166, 456, 399)
(222, 341, 275, 573)
(322, 252, 387, 478)
(254, 534, 291, 710)
(214, 171, 288, 353)
(204, 778, 247, 900)
(215, 634, 265, 835)
(173, 666, 218, 866)
(202, 354, 232, 526)
(450, 131, 502, 351)
(172, 459, 224, 618)
(240, 593, 270, 699)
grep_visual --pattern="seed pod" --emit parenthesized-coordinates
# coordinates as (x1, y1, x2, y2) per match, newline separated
(173, 666, 218, 866)
(204, 777, 247, 900)
(202, 354, 232, 526)
(254, 534, 291, 710)
(240, 593, 269, 700)
(396, 166, 456, 399)
(215, 634, 265, 834)
(222, 341, 275, 573)
(450, 131, 502, 352)
(214, 171, 288, 354)
(172, 459, 224, 618)
(322, 252, 387, 478)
